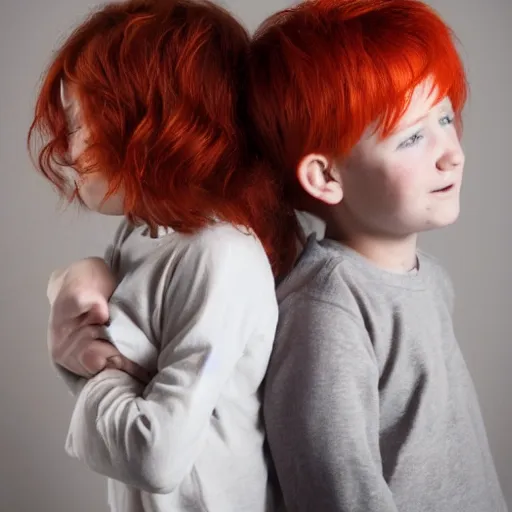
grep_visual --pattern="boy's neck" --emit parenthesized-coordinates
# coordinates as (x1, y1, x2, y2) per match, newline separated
(325, 223, 418, 274)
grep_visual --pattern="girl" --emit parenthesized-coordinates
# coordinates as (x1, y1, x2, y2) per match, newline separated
(28, 0, 297, 510)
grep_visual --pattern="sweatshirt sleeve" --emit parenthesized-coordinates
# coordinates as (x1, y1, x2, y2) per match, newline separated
(64, 230, 278, 493)
(264, 295, 398, 512)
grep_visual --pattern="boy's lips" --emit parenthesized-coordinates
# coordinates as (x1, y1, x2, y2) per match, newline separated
(432, 183, 455, 193)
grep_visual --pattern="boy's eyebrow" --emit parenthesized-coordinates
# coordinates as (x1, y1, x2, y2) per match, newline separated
(396, 96, 456, 133)
(393, 101, 453, 134)
(394, 112, 429, 133)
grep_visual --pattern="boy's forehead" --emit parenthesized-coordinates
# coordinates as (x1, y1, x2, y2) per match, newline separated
(396, 80, 451, 130)
(352, 78, 453, 149)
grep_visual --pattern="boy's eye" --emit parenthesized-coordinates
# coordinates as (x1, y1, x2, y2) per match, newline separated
(397, 132, 423, 150)
(440, 114, 455, 126)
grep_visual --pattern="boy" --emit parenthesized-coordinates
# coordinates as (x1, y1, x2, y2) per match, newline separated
(245, 0, 508, 510)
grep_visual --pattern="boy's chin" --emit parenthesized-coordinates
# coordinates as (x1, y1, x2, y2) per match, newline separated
(420, 210, 461, 232)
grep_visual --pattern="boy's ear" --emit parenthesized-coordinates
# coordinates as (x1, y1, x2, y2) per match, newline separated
(296, 154, 343, 205)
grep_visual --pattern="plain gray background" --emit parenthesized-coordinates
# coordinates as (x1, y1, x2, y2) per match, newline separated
(1, 0, 510, 510)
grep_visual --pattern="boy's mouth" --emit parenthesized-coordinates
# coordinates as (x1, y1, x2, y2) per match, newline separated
(432, 184, 455, 193)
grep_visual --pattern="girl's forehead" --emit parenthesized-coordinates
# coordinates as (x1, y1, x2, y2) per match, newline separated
(60, 79, 72, 109)
(60, 79, 82, 122)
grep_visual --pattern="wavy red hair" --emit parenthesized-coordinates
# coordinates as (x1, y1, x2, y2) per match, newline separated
(27, 0, 298, 275)
(245, 0, 468, 206)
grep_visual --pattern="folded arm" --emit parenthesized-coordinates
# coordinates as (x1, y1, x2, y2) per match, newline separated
(48, 253, 151, 390)
(65, 234, 277, 493)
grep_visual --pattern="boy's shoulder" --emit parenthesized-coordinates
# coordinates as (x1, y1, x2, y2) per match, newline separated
(276, 236, 364, 309)
(277, 236, 455, 313)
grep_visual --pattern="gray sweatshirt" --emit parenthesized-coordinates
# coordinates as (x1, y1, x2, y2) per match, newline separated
(264, 235, 507, 512)
(57, 220, 279, 512)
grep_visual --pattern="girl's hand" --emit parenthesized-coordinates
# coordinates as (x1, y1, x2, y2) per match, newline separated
(47, 258, 152, 384)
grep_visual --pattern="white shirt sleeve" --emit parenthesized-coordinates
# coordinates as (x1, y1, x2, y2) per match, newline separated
(64, 230, 278, 494)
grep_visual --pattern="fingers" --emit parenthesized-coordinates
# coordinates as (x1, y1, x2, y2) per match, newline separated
(52, 325, 107, 377)
(106, 356, 155, 384)
(51, 321, 153, 384)
(50, 268, 113, 321)
(62, 290, 110, 321)
(76, 300, 110, 327)
(79, 339, 120, 376)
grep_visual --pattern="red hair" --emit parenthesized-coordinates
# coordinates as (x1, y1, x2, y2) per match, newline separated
(27, 0, 298, 275)
(246, 0, 468, 205)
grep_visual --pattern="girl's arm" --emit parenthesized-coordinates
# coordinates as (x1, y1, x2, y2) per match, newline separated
(48, 221, 150, 387)
(47, 257, 116, 394)
(63, 232, 277, 493)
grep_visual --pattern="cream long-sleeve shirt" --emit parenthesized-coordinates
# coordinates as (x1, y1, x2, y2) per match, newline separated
(57, 220, 279, 512)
